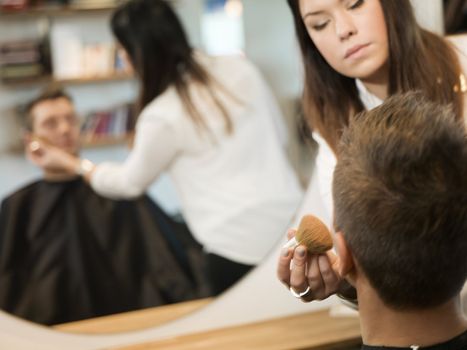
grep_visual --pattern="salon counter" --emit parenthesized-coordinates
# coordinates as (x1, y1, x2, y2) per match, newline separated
(56, 300, 361, 350)
(111, 308, 361, 350)
(54, 298, 213, 334)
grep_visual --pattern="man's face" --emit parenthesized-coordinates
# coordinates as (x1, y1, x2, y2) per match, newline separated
(30, 97, 80, 155)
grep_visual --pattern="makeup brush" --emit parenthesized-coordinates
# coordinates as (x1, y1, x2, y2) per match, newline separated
(283, 215, 333, 254)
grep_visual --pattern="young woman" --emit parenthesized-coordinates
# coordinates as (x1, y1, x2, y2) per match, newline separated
(28, 0, 303, 295)
(278, 0, 467, 303)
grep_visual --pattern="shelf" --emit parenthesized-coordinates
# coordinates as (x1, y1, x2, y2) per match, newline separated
(1, 73, 135, 88)
(0, 4, 119, 19)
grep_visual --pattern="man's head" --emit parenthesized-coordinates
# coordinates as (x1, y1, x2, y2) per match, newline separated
(25, 86, 80, 155)
(333, 92, 467, 311)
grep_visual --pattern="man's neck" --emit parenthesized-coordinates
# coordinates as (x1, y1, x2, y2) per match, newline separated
(358, 284, 467, 348)
(42, 149, 80, 182)
(43, 170, 79, 182)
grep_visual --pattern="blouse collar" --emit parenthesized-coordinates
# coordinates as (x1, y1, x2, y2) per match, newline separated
(355, 78, 384, 110)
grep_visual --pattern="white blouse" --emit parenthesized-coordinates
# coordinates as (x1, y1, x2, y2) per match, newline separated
(90, 52, 303, 265)
(296, 79, 383, 228)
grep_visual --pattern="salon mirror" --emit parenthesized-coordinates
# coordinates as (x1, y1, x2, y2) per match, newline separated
(0, 0, 306, 334)
(0, 0, 451, 343)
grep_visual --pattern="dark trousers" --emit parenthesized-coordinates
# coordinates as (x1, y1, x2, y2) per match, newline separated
(206, 253, 254, 296)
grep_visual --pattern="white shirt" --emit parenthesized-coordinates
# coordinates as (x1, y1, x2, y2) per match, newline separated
(295, 79, 383, 228)
(90, 53, 303, 265)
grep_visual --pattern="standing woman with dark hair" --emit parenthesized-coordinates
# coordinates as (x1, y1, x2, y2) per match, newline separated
(278, 0, 466, 303)
(29, 0, 303, 295)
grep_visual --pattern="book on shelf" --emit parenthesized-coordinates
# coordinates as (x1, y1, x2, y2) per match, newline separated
(0, 50, 40, 65)
(0, 37, 51, 82)
(0, 39, 40, 52)
(0, 0, 126, 15)
(0, 0, 71, 12)
(71, 0, 120, 8)
(0, 63, 43, 79)
(0, 0, 27, 11)
(80, 103, 135, 145)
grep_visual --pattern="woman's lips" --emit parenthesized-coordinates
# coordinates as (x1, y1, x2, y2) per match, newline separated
(344, 43, 370, 59)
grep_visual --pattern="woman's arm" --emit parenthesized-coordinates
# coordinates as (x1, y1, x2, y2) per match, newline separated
(312, 132, 337, 224)
(90, 117, 180, 199)
(27, 116, 180, 199)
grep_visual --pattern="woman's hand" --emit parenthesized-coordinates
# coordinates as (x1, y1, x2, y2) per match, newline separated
(25, 138, 79, 175)
(277, 228, 343, 302)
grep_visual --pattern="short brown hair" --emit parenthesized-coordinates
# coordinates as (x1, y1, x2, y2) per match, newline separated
(24, 85, 73, 131)
(333, 92, 467, 310)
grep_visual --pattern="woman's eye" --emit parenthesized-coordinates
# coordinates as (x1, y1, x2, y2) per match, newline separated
(348, 0, 364, 10)
(312, 21, 329, 31)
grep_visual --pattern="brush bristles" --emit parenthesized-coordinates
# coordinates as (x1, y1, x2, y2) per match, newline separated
(295, 215, 333, 254)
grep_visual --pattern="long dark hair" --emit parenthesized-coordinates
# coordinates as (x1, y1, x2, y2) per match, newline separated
(111, 0, 233, 134)
(287, 0, 464, 152)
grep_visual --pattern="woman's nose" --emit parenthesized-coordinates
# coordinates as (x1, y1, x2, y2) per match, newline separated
(335, 12, 358, 40)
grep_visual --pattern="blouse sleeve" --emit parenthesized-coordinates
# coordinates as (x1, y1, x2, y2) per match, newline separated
(312, 132, 337, 222)
(448, 35, 467, 124)
(288, 132, 336, 229)
(90, 116, 180, 199)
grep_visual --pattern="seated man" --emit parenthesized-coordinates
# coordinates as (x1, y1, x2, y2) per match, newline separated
(332, 92, 467, 349)
(0, 86, 208, 325)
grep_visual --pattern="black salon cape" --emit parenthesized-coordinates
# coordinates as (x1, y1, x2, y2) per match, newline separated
(0, 178, 208, 325)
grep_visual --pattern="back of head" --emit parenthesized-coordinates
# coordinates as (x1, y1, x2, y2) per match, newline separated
(333, 92, 467, 310)
(111, 0, 192, 108)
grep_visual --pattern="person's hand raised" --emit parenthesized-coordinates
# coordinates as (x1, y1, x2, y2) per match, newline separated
(25, 136, 78, 175)
(277, 228, 343, 302)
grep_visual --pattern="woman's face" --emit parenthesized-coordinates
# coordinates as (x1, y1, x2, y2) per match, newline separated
(298, 0, 389, 81)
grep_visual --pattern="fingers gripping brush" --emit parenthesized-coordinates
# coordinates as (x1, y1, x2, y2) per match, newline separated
(283, 215, 333, 254)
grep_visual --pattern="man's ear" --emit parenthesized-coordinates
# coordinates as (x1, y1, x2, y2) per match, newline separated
(334, 231, 355, 278)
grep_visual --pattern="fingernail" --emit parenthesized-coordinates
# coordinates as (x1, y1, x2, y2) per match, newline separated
(30, 141, 40, 152)
(296, 246, 306, 257)
(281, 248, 290, 257)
